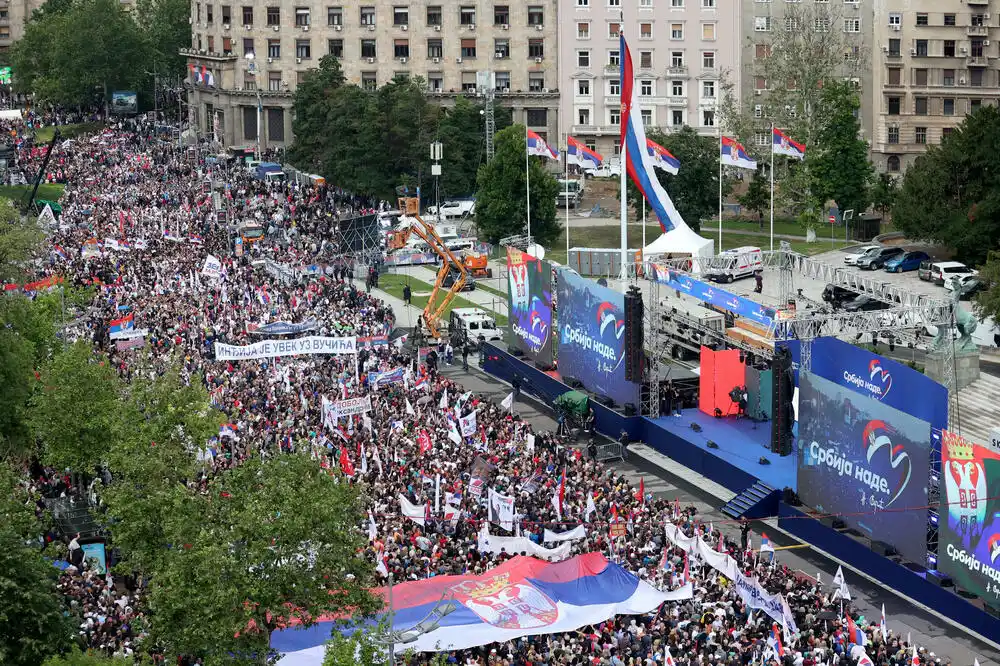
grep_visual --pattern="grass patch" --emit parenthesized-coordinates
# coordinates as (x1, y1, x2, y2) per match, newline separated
(0, 183, 66, 204)
(475, 281, 507, 299)
(378, 273, 508, 327)
(722, 216, 805, 237)
(35, 122, 103, 143)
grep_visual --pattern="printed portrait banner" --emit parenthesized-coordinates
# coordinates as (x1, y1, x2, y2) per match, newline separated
(487, 488, 516, 532)
(506, 247, 554, 366)
(651, 265, 775, 327)
(797, 371, 931, 563)
(939, 429, 1000, 610)
(460, 411, 478, 438)
(215, 336, 357, 361)
(555, 269, 638, 407)
(368, 367, 405, 388)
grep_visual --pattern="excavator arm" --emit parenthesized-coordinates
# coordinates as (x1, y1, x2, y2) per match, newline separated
(406, 215, 469, 339)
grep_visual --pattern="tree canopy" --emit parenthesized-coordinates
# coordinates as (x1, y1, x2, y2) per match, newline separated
(808, 81, 872, 217)
(475, 124, 560, 245)
(288, 64, 509, 202)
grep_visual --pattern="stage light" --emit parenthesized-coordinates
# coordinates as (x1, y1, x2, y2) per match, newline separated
(855, 333, 862, 341)
(927, 554, 937, 567)
(929, 511, 938, 525)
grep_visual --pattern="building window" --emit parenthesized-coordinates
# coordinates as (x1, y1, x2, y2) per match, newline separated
(242, 5, 253, 25)
(578, 22, 590, 38)
(755, 76, 767, 90)
(268, 71, 282, 91)
(971, 98, 982, 111)
(671, 51, 683, 67)
(361, 73, 377, 91)
(843, 18, 860, 33)
(671, 110, 683, 125)
(609, 79, 620, 95)
(460, 6, 476, 25)
(944, 40, 955, 57)
(266, 6, 279, 26)
(888, 126, 899, 144)
(943, 98, 955, 115)
(361, 39, 376, 58)
(296, 39, 311, 59)
(428, 74, 443, 90)
(393, 6, 408, 25)
(703, 51, 715, 68)
(526, 108, 547, 126)
(915, 127, 927, 144)
(495, 5, 509, 25)
(815, 16, 830, 32)
(610, 109, 621, 125)
(915, 40, 928, 56)
(360, 6, 375, 25)
(494, 39, 509, 58)
(942, 127, 953, 140)
(914, 69, 927, 86)
(613, 140, 621, 156)
(887, 68, 900, 86)
(971, 69, 984, 87)
(608, 50, 620, 66)
(915, 13, 928, 26)
(585, 140, 597, 151)
(427, 6, 442, 25)
(703, 0, 715, 7)
(702, 80, 715, 98)
(578, 80, 591, 95)
(528, 6, 544, 26)
(887, 155, 900, 172)
(640, 51, 652, 68)
(641, 80, 653, 96)
(702, 109, 715, 126)
(222, 37, 233, 54)
(754, 17, 771, 32)
(887, 96, 900, 115)
(244, 73, 256, 90)
(327, 7, 342, 25)
(609, 22, 620, 38)
(577, 50, 590, 67)
(702, 23, 716, 40)
(206, 3, 214, 23)
(221, 5, 231, 24)
(670, 23, 683, 39)
(295, 7, 310, 26)
(461, 39, 477, 58)
(578, 108, 591, 125)
(495, 71, 510, 90)
(394, 39, 409, 58)
(944, 13, 956, 26)
(328, 39, 343, 57)
(428, 39, 442, 58)
(528, 73, 545, 91)
(938, 69, 953, 86)
(529, 39, 544, 58)
(641, 109, 652, 126)
(888, 39, 900, 56)
(755, 43, 771, 59)
(243, 38, 254, 56)
(608, 0, 620, 6)
(577, 0, 588, 6)
(267, 39, 280, 58)
(640, 23, 652, 38)
(671, 80, 683, 96)
(915, 97, 928, 115)
(888, 13, 900, 27)
(671, 0, 683, 7)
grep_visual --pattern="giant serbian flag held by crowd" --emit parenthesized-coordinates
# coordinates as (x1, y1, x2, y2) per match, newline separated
(272, 553, 692, 664)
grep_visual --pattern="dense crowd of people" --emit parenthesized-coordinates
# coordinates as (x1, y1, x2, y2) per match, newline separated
(7, 116, 962, 666)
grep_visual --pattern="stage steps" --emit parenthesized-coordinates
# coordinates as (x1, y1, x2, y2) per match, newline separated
(720, 481, 780, 520)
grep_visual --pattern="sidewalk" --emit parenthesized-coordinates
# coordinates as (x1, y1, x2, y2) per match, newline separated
(386, 264, 509, 318)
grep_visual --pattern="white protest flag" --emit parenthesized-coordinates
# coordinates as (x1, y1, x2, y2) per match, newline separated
(360, 444, 368, 474)
(501, 392, 514, 411)
(374, 446, 383, 478)
(832, 565, 851, 601)
(460, 411, 478, 438)
(406, 399, 415, 416)
(526, 433, 536, 453)
(375, 547, 388, 578)
(201, 254, 222, 278)
(435, 474, 441, 514)
(362, 413, 372, 431)
(551, 487, 562, 521)
(439, 390, 449, 409)
(974, 659, 981, 666)
(585, 493, 597, 522)
(880, 603, 888, 643)
(367, 510, 378, 541)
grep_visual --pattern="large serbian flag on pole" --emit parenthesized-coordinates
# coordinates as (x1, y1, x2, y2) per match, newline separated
(772, 127, 806, 160)
(271, 553, 692, 664)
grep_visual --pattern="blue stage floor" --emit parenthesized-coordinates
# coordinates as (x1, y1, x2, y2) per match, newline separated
(646, 409, 797, 491)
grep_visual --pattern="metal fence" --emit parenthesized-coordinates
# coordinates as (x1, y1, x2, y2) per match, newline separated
(595, 442, 626, 462)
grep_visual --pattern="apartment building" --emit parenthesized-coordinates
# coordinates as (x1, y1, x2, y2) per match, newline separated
(184, 0, 560, 150)
(872, 0, 998, 174)
(0, 0, 47, 53)
(558, 0, 741, 159)
(740, 0, 873, 150)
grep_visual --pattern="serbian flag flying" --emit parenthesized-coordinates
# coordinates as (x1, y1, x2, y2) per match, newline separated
(567, 136, 603, 170)
(635, 478, 645, 505)
(768, 622, 785, 657)
(526, 129, 559, 160)
(338, 447, 355, 477)
(772, 127, 806, 160)
(721, 136, 757, 170)
(646, 139, 680, 175)
(846, 613, 866, 647)
(760, 532, 774, 552)
(417, 429, 432, 455)
(270, 553, 693, 663)
(109, 313, 134, 337)
(557, 467, 566, 513)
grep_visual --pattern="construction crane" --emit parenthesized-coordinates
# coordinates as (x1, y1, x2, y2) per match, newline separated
(403, 214, 470, 339)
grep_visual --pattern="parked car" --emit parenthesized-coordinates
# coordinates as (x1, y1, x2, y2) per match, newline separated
(822, 283, 860, 308)
(930, 261, 977, 286)
(884, 250, 930, 273)
(843, 245, 880, 266)
(704, 246, 763, 283)
(426, 199, 476, 219)
(843, 294, 892, 312)
(856, 247, 904, 270)
(917, 259, 934, 281)
(442, 268, 476, 291)
(944, 274, 988, 300)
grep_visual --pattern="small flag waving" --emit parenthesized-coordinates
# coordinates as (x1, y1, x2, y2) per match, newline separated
(768, 623, 784, 657)
(772, 127, 806, 160)
(501, 392, 514, 412)
(832, 565, 851, 600)
(664, 647, 676, 666)
(527, 129, 559, 160)
(635, 477, 645, 505)
(647, 138, 681, 175)
(760, 532, 774, 552)
(880, 603, 888, 643)
(585, 492, 597, 522)
(721, 136, 758, 170)
(567, 135, 603, 170)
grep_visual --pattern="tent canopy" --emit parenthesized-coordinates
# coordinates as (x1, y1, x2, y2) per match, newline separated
(642, 225, 714, 259)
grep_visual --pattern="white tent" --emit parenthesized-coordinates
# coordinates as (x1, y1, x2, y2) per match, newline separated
(642, 225, 714, 260)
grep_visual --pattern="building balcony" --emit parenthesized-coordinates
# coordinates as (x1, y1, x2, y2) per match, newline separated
(181, 47, 238, 62)
(884, 82, 904, 88)
(666, 65, 688, 76)
(967, 25, 989, 37)
(967, 0, 989, 5)
(570, 124, 620, 136)
(604, 63, 620, 74)
(967, 55, 989, 67)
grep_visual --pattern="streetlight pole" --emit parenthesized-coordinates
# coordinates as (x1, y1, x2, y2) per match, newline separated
(430, 141, 442, 221)
(246, 52, 262, 160)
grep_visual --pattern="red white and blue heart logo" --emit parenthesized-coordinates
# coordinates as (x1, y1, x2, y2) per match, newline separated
(868, 360, 892, 399)
(862, 419, 910, 507)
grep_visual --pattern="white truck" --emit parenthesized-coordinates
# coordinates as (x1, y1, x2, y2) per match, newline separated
(448, 308, 503, 347)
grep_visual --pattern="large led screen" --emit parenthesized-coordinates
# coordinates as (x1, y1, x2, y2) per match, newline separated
(555, 269, 639, 408)
(940, 430, 1000, 608)
(798, 371, 931, 563)
(506, 248, 553, 367)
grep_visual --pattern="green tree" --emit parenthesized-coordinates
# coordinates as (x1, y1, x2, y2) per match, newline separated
(134, 0, 192, 76)
(975, 251, 1000, 326)
(42, 648, 134, 665)
(28, 342, 122, 472)
(288, 55, 348, 173)
(808, 81, 873, 217)
(0, 465, 75, 665)
(738, 169, 770, 230)
(475, 124, 560, 245)
(13, 0, 150, 107)
(893, 105, 1000, 266)
(622, 127, 728, 234)
(870, 172, 899, 222)
(436, 97, 510, 200)
(116, 453, 379, 663)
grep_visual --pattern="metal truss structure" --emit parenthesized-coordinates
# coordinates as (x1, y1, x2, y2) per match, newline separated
(336, 213, 382, 262)
(499, 234, 534, 251)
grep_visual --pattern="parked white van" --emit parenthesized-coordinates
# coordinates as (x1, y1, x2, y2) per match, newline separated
(705, 246, 764, 283)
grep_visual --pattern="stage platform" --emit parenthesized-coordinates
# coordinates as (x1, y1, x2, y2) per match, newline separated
(643, 409, 797, 493)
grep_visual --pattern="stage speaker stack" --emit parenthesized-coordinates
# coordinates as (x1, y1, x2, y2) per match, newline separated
(624, 286, 644, 383)
(770, 346, 794, 457)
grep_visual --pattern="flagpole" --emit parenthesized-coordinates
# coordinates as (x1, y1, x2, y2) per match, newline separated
(641, 199, 646, 269)
(718, 128, 723, 252)
(769, 122, 775, 252)
(619, 29, 628, 288)
(565, 134, 570, 260)
(525, 123, 532, 241)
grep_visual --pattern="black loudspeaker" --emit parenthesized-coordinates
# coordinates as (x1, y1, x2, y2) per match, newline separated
(927, 570, 952, 587)
(707, 440, 719, 449)
(770, 346, 794, 456)
(508, 347, 524, 357)
(782, 487, 800, 506)
(759, 456, 771, 465)
(624, 403, 637, 416)
(872, 541, 896, 557)
(624, 286, 644, 383)
(599, 395, 615, 408)
(690, 423, 703, 433)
